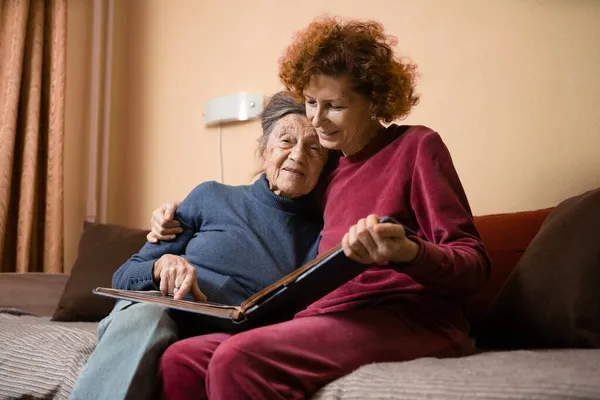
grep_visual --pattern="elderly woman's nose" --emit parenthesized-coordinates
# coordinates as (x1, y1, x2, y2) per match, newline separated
(289, 144, 307, 163)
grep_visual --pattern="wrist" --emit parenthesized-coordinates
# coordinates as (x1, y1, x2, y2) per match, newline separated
(391, 237, 420, 263)
(152, 260, 161, 283)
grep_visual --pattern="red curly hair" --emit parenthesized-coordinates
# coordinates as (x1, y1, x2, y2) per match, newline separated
(279, 16, 419, 123)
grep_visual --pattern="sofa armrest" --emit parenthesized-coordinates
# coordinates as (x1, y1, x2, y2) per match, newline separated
(468, 207, 554, 333)
(0, 272, 69, 317)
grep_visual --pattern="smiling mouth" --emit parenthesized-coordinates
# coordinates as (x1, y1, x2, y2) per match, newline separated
(282, 168, 304, 176)
(318, 130, 339, 137)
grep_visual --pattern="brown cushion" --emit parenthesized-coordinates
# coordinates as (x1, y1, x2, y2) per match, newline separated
(477, 188, 600, 348)
(467, 208, 553, 332)
(52, 222, 149, 321)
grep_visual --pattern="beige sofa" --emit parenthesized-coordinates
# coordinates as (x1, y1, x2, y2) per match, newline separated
(1, 194, 600, 399)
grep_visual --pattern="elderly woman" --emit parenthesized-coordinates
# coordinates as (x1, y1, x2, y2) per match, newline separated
(152, 16, 491, 400)
(69, 91, 329, 400)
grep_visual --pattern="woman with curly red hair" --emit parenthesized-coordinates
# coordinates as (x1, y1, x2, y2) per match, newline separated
(156, 16, 490, 400)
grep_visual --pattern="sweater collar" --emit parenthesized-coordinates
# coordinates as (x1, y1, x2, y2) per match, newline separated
(338, 124, 407, 166)
(251, 174, 317, 214)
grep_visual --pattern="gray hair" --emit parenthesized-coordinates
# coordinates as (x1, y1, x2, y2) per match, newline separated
(256, 91, 306, 159)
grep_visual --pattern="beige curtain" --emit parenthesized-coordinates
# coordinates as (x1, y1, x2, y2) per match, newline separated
(0, 0, 66, 273)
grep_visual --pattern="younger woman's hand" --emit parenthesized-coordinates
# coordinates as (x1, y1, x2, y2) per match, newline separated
(341, 214, 420, 265)
(147, 201, 183, 243)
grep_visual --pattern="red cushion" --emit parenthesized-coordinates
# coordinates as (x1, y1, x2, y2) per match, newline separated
(466, 208, 553, 331)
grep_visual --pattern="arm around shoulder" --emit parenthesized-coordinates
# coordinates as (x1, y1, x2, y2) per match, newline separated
(111, 182, 212, 290)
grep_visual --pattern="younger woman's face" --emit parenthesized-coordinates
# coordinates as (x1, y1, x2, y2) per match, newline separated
(304, 74, 376, 156)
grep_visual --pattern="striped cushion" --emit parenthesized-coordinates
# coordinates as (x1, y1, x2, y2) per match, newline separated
(2, 310, 599, 400)
(313, 349, 600, 400)
(0, 309, 98, 400)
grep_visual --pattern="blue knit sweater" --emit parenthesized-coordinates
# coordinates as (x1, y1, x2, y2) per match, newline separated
(112, 174, 323, 305)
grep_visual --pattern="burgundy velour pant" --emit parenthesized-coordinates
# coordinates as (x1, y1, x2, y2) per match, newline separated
(158, 306, 471, 400)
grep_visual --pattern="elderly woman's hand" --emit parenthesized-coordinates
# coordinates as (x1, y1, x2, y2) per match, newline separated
(153, 254, 207, 301)
(342, 215, 420, 265)
(147, 201, 183, 243)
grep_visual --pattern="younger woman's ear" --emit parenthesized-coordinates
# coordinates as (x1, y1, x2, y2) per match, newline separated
(367, 102, 375, 117)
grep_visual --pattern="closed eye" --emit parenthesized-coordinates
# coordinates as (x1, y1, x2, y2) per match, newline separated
(308, 144, 324, 155)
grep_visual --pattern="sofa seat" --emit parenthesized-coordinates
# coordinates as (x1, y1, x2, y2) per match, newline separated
(314, 349, 600, 400)
(0, 310, 98, 400)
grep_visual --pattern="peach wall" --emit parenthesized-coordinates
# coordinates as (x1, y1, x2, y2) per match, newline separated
(69, 1, 599, 236)
(64, 0, 92, 272)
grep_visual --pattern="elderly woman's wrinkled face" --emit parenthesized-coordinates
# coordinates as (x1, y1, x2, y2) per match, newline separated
(262, 114, 328, 198)
(304, 74, 377, 156)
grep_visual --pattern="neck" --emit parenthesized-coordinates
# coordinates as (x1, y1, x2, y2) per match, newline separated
(341, 122, 383, 156)
(252, 174, 313, 213)
(267, 180, 299, 199)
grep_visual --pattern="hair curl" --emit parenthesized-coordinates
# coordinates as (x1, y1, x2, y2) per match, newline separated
(279, 16, 419, 123)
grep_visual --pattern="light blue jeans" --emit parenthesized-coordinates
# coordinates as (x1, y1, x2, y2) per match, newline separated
(69, 301, 179, 400)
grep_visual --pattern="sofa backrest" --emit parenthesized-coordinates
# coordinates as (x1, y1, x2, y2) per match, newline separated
(0, 273, 70, 316)
(466, 207, 554, 333)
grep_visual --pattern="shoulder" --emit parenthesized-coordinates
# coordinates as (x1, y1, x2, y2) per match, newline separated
(178, 181, 248, 222)
(181, 181, 238, 209)
(186, 181, 218, 199)
(384, 124, 448, 156)
(388, 124, 442, 144)
(186, 180, 248, 198)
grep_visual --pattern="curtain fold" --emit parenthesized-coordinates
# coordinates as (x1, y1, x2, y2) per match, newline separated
(0, 0, 66, 273)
